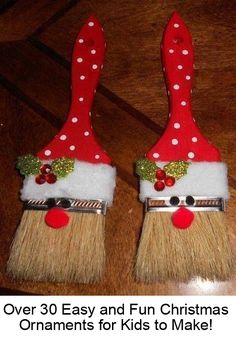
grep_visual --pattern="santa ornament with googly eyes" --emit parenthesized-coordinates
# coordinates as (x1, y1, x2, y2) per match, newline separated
(7, 16, 116, 284)
(135, 12, 233, 283)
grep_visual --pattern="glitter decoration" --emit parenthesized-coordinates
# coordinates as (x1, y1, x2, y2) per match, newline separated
(136, 158, 158, 183)
(164, 160, 190, 180)
(51, 157, 75, 178)
(16, 154, 42, 176)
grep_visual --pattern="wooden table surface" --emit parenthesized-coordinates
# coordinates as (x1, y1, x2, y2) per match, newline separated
(0, 0, 236, 295)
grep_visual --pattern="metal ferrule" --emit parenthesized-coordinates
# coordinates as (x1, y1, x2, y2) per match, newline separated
(24, 198, 107, 215)
(145, 196, 225, 213)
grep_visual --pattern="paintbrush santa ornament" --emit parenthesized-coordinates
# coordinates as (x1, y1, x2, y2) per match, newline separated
(7, 16, 116, 283)
(135, 12, 233, 282)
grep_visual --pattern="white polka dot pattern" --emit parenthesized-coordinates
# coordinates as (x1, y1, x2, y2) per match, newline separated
(188, 152, 195, 159)
(172, 139, 178, 145)
(44, 150, 51, 156)
(37, 16, 112, 165)
(174, 122, 180, 129)
(146, 13, 197, 162)
(146, 12, 221, 164)
(60, 135, 67, 141)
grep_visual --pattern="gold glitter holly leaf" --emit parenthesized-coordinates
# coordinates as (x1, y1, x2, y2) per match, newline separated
(164, 160, 190, 180)
(51, 157, 75, 178)
(136, 158, 158, 183)
(16, 154, 42, 176)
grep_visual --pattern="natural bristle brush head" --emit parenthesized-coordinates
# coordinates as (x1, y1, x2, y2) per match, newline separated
(7, 16, 116, 283)
(7, 211, 105, 283)
(135, 12, 233, 283)
(135, 211, 233, 283)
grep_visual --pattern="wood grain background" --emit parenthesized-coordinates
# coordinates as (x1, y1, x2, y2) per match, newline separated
(0, 0, 235, 295)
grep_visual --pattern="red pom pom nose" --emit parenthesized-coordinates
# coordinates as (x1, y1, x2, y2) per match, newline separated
(171, 207, 194, 229)
(45, 208, 69, 229)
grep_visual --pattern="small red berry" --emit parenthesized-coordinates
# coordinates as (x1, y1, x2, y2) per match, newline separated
(155, 169, 166, 180)
(35, 174, 46, 185)
(40, 164, 52, 174)
(45, 173, 57, 184)
(154, 180, 165, 191)
(165, 176, 175, 187)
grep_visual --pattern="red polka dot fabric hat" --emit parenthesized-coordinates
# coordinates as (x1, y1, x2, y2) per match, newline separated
(18, 16, 116, 206)
(137, 12, 229, 202)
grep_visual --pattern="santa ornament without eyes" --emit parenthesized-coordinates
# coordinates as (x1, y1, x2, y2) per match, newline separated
(7, 17, 116, 283)
(135, 12, 233, 282)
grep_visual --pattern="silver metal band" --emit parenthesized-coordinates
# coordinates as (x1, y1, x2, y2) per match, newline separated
(24, 198, 107, 215)
(145, 196, 225, 213)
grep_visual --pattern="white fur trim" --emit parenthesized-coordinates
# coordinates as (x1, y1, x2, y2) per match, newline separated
(139, 162, 229, 202)
(21, 161, 116, 206)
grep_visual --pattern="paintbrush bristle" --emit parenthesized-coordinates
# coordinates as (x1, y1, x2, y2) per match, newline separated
(7, 210, 105, 283)
(135, 211, 233, 283)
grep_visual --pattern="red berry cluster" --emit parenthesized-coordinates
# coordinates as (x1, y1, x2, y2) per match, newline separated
(35, 164, 57, 185)
(154, 169, 175, 191)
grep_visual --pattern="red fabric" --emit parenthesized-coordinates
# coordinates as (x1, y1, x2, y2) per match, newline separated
(45, 208, 69, 229)
(171, 207, 194, 229)
(147, 12, 221, 162)
(37, 16, 111, 164)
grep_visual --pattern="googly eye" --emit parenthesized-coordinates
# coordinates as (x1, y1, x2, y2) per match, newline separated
(186, 196, 195, 206)
(60, 199, 71, 208)
(46, 198, 56, 208)
(169, 196, 180, 206)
